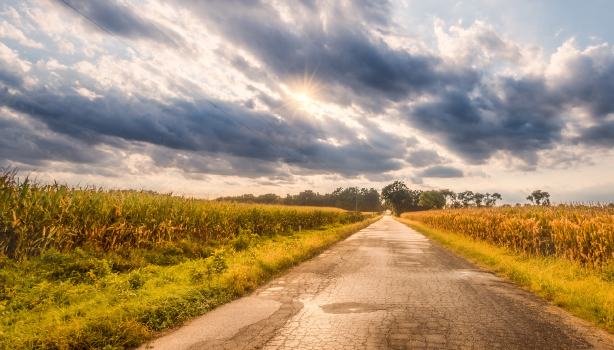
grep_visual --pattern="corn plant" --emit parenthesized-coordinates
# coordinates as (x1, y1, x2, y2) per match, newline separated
(402, 204, 614, 268)
(0, 169, 364, 260)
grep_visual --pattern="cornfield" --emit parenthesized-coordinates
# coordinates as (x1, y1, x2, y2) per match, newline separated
(402, 205, 614, 269)
(0, 169, 363, 260)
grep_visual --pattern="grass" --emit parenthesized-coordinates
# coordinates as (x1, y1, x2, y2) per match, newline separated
(396, 217, 614, 333)
(0, 215, 381, 350)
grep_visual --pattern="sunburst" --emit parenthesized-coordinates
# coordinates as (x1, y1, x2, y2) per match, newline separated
(275, 65, 327, 122)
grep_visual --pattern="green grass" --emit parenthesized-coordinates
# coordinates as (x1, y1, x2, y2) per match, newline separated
(0, 216, 381, 350)
(396, 218, 614, 333)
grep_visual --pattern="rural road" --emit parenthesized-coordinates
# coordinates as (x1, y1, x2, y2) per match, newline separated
(140, 216, 614, 350)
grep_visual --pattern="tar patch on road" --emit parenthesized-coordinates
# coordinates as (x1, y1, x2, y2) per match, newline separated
(320, 302, 387, 314)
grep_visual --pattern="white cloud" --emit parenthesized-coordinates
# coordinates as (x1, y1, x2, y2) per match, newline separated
(0, 41, 31, 73)
(0, 20, 44, 48)
(72, 86, 101, 100)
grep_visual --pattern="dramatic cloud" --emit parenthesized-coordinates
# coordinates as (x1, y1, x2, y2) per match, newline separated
(406, 149, 445, 168)
(0, 0, 614, 196)
(418, 166, 464, 178)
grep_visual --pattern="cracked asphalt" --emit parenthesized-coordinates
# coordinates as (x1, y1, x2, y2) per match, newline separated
(140, 216, 614, 350)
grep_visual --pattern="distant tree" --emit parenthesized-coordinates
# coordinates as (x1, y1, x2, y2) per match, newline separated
(255, 193, 281, 204)
(418, 191, 446, 210)
(439, 189, 458, 209)
(473, 193, 486, 207)
(334, 187, 360, 211)
(381, 181, 424, 215)
(381, 181, 411, 216)
(484, 193, 502, 207)
(457, 191, 475, 208)
(361, 188, 383, 212)
(526, 190, 550, 206)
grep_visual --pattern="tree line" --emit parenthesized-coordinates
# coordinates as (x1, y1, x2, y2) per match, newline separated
(216, 187, 383, 212)
(381, 180, 504, 216)
(217, 181, 552, 216)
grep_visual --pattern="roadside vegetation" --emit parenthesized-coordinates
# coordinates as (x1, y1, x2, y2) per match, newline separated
(0, 168, 378, 349)
(398, 205, 614, 332)
(402, 205, 614, 268)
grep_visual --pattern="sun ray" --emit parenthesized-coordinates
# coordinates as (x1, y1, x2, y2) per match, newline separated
(275, 64, 327, 122)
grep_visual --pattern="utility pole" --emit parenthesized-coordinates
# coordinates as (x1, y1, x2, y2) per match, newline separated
(355, 187, 358, 213)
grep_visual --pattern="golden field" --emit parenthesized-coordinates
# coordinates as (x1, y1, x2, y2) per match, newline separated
(0, 170, 361, 260)
(402, 205, 614, 269)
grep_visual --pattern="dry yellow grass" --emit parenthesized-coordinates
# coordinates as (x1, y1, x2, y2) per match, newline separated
(402, 205, 614, 268)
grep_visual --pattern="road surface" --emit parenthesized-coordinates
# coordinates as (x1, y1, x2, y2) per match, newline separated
(140, 216, 614, 350)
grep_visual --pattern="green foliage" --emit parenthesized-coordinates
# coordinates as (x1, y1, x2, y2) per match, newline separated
(527, 190, 551, 206)
(380, 180, 424, 216)
(217, 187, 383, 212)
(0, 215, 380, 350)
(441, 190, 503, 208)
(418, 191, 446, 209)
(128, 271, 145, 290)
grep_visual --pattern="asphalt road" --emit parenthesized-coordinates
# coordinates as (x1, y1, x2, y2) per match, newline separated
(140, 216, 614, 350)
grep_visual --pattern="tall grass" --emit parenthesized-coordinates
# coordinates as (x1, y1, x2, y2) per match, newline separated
(402, 205, 614, 269)
(0, 168, 362, 260)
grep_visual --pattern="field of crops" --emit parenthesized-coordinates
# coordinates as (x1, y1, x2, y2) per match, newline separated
(0, 169, 362, 260)
(402, 205, 614, 269)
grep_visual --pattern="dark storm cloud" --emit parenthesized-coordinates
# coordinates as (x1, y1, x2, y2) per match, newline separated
(408, 78, 565, 165)
(0, 109, 111, 166)
(180, 0, 478, 113)
(5, 0, 614, 179)
(174, 0, 614, 166)
(575, 122, 614, 147)
(558, 47, 614, 147)
(418, 166, 464, 178)
(406, 149, 445, 168)
(0, 70, 24, 87)
(56, 0, 156, 38)
(0, 77, 408, 177)
(55, 0, 188, 46)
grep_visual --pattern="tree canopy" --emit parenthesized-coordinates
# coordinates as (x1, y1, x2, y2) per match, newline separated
(418, 191, 446, 209)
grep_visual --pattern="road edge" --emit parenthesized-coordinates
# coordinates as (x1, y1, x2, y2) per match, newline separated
(395, 217, 614, 347)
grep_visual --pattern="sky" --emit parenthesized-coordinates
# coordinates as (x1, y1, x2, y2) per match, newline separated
(1, 0, 614, 204)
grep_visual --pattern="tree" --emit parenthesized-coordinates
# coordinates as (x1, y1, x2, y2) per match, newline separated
(361, 188, 383, 212)
(381, 181, 425, 215)
(527, 190, 550, 206)
(473, 193, 486, 207)
(439, 189, 456, 208)
(418, 191, 446, 209)
(381, 181, 411, 216)
(484, 193, 502, 207)
(457, 191, 475, 208)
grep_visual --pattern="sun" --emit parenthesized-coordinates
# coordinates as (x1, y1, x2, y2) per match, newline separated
(275, 65, 327, 122)
(295, 93, 309, 104)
